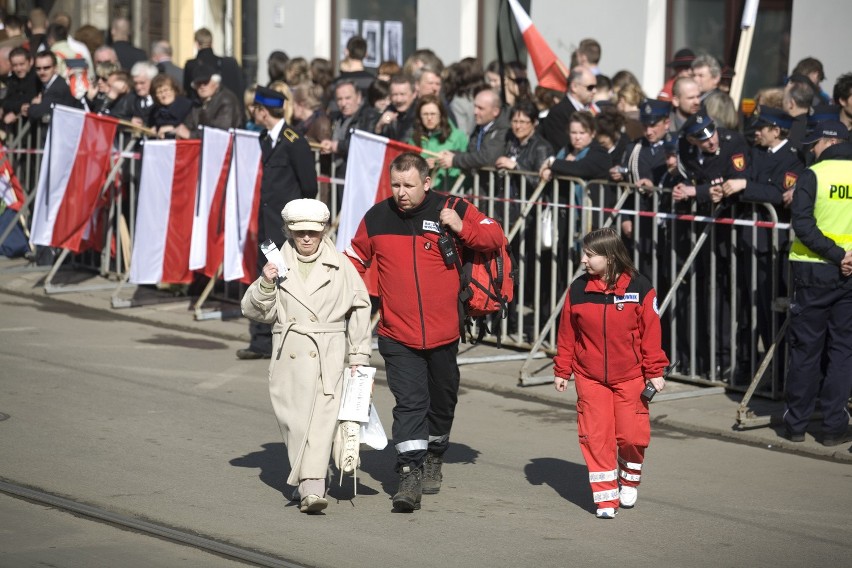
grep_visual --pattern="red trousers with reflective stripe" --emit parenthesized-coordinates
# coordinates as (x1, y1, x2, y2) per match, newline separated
(575, 374, 651, 509)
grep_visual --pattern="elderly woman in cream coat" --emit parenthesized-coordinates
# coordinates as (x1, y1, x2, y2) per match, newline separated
(241, 198, 372, 514)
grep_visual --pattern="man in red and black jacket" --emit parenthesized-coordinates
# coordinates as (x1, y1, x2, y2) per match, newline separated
(345, 152, 503, 512)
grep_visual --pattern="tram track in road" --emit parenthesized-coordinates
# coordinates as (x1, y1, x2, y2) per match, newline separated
(0, 479, 310, 568)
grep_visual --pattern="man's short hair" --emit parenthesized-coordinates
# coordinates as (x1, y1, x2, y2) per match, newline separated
(46, 23, 69, 42)
(131, 61, 159, 81)
(9, 46, 31, 61)
(390, 152, 429, 181)
(346, 36, 367, 60)
(110, 16, 131, 39)
(389, 74, 415, 91)
(29, 8, 48, 29)
(692, 54, 721, 78)
(786, 76, 815, 109)
(35, 50, 57, 66)
(151, 40, 173, 58)
(334, 79, 360, 95)
(672, 76, 697, 98)
(5, 15, 23, 33)
(194, 28, 213, 48)
(833, 73, 852, 104)
(568, 67, 585, 86)
(577, 38, 601, 65)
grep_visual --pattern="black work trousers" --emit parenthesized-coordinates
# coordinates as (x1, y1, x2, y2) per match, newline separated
(378, 335, 460, 472)
(784, 282, 852, 436)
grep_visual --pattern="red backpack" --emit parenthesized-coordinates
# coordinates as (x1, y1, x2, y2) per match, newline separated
(445, 198, 515, 344)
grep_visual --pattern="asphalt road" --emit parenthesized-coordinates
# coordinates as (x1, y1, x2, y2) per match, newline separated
(0, 292, 849, 568)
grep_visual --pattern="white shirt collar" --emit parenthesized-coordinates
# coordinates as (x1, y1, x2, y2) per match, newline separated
(768, 139, 788, 154)
(268, 118, 286, 148)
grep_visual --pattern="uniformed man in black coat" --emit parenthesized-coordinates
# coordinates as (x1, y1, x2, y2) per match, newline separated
(672, 111, 750, 381)
(236, 86, 319, 360)
(720, 108, 806, 377)
(611, 99, 672, 280)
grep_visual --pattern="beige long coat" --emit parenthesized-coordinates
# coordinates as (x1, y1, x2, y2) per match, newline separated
(241, 237, 372, 485)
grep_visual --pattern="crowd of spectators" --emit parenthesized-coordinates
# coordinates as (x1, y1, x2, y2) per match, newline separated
(2, 9, 851, 384)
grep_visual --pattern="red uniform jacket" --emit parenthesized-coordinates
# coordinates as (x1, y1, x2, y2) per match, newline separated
(554, 271, 669, 383)
(345, 190, 504, 350)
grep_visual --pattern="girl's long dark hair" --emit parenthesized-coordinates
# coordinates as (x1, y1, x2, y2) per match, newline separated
(582, 227, 635, 288)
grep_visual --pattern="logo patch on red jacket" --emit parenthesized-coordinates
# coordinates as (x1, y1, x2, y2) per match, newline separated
(784, 172, 798, 189)
(731, 153, 745, 172)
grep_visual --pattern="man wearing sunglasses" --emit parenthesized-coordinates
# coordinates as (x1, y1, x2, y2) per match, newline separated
(539, 65, 599, 151)
(23, 50, 80, 123)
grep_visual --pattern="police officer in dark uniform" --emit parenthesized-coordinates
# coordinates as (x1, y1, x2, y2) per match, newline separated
(236, 86, 319, 360)
(611, 99, 672, 280)
(783, 120, 852, 445)
(720, 108, 806, 379)
(672, 111, 750, 380)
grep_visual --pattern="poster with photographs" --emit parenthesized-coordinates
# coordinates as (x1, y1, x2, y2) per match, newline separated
(383, 21, 403, 66)
(340, 19, 359, 61)
(362, 20, 381, 67)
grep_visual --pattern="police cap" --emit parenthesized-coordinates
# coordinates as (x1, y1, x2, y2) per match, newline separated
(801, 120, 849, 145)
(682, 111, 716, 141)
(640, 99, 672, 125)
(254, 86, 286, 109)
(752, 107, 793, 130)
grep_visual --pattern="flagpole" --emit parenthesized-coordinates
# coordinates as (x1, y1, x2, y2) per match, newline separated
(309, 139, 442, 158)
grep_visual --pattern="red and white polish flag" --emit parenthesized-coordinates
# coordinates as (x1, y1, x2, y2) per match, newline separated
(335, 130, 414, 254)
(29, 106, 119, 252)
(336, 130, 414, 296)
(507, 0, 568, 92)
(223, 129, 262, 283)
(129, 139, 201, 284)
(0, 143, 25, 212)
(189, 127, 233, 277)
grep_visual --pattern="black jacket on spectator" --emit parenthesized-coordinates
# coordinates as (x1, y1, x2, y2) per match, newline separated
(2, 70, 40, 114)
(148, 96, 193, 129)
(101, 93, 135, 120)
(184, 48, 245, 103)
(550, 141, 612, 181)
(183, 86, 243, 137)
(452, 112, 511, 172)
(131, 93, 155, 124)
(112, 40, 147, 72)
(28, 75, 81, 121)
(377, 103, 417, 143)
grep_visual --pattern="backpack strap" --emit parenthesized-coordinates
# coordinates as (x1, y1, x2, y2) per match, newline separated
(442, 196, 470, 342)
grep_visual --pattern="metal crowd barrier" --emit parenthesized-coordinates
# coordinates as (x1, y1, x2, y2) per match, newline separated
(463, 167, 791, 400)
(3, 119, 793, 401)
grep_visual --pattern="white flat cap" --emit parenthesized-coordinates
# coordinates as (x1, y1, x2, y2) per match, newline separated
(281, 199, 330, 232)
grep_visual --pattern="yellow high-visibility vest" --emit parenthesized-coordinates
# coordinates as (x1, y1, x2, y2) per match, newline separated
(789, 159, 852, 263)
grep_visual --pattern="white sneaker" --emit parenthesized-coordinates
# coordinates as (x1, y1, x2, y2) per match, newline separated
(596, 507, 617, 519)
(620, 486, 638, 508)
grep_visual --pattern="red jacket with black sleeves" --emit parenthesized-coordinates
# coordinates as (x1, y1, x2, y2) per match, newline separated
(554, 271, 669, 383)
(345, 190, 504, 350)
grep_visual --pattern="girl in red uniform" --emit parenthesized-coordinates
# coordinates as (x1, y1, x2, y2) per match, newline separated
(554, 228, 669, 519)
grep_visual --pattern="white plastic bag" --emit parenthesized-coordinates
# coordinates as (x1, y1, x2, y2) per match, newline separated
(360, 402, 388, 450)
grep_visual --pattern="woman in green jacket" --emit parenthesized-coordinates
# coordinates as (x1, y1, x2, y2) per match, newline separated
(409, 94, 468, 191)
